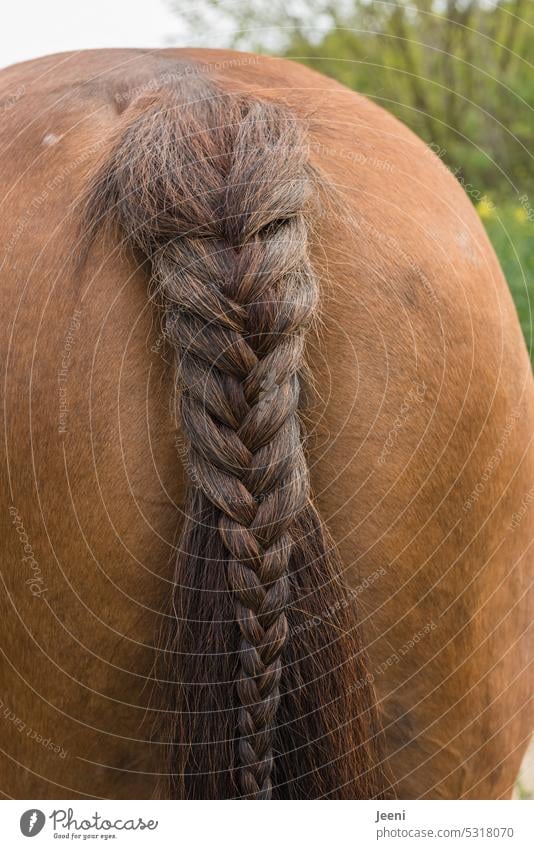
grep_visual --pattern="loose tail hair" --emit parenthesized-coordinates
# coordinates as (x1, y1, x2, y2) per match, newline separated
(83, 75, 391, 799)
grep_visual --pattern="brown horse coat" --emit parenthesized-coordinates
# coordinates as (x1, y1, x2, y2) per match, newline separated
(0, 48, 532, 799)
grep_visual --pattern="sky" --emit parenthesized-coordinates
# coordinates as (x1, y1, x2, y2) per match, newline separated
(1, 0, 185, 70)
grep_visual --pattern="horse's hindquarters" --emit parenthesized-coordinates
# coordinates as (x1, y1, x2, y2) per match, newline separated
(0, 47, 532, 799)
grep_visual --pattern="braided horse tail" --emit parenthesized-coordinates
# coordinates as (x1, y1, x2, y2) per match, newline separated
(83, 75, 390, 799)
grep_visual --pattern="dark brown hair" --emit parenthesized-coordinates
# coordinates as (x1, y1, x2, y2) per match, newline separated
(83, 75, 391, 799)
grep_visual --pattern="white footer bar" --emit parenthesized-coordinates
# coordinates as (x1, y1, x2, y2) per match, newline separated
(2, 799, 532, 848)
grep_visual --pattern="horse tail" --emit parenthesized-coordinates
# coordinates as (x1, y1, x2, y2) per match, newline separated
(83, 75, 390, 799)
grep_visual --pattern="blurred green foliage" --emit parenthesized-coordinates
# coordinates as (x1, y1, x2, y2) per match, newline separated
(480, 200, 533, 360)
(173, 0, 533, 358)
(286, 1, 533, 200)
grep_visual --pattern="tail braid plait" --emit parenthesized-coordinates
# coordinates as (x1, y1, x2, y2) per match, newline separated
(156, 97, 315, 798)
(83, 73, 391, 800)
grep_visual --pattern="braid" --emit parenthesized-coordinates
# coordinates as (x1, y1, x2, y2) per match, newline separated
(83, 73, 392, 800)
(153, 97, 315, 797)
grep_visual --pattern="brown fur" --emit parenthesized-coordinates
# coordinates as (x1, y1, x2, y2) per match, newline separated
(0, 48, 532, 800)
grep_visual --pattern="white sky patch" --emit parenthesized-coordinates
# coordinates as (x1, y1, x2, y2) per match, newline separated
(0, 0, 186, 70)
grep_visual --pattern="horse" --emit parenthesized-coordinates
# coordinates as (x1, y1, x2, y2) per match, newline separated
(0, 47, 532, 800)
